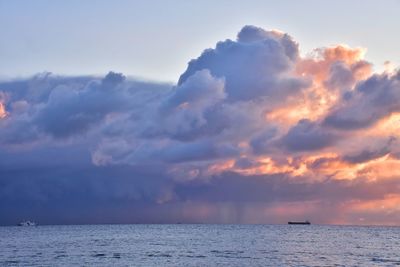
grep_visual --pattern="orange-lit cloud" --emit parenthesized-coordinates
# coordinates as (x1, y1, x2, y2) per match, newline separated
(0, 102, 7, 119)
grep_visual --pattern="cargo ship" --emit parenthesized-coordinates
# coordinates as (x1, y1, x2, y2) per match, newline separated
(288, 221, 310, 225)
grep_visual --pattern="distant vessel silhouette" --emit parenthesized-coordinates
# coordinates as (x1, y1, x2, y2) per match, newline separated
(288, 221, 310, 225)
(18, 220, 36, 226)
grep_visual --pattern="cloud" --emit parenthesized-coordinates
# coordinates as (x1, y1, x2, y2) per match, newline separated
(178, 25, 310, 102)
(324, 71, 400, 129)
(158, 69, 226, 141)
(0, 72, 171, 145)
(0, 25, 400, 225)
(325, 60, 372, 90)
(0, 103, 7, 119)
(281, 119, 337, 151)
(34, 72, 130, 138)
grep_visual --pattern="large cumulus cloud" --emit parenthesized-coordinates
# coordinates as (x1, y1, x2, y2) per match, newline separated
(178, 25, 310, 102)
(1, 25, 400, 225)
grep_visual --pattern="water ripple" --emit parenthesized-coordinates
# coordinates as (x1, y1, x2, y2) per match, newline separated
(0, 224, 399, 266)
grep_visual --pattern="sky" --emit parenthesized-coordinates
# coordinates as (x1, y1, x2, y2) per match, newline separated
(1, 1, 400, 225)
(1, 0, 400, 81)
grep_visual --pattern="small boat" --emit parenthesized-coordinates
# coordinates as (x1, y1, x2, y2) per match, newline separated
(18, 220, 37, 226)
(288, 221, 310, 225)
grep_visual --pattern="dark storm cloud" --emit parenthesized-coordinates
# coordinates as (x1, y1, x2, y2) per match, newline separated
(250, 128, 278, 154)
(281, 119, 337, 151)
(0, 164, 173, 225)
(2, 155, 399, 225)
(0, 72, 171, 144)
(342, 137, 395, 164)
(324, 71, 400, 130)
(34, 72, 130, 138)
(0, 25, 400, 225)
(174, 171, 400, 204)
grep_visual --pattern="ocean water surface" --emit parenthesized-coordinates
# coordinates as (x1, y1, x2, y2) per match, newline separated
(1, 224, 399, 266)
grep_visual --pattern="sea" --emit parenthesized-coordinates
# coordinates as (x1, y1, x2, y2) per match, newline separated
(0, 224, 399, 266)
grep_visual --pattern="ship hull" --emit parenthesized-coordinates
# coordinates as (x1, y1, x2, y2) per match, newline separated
(288, 221, 310, 225)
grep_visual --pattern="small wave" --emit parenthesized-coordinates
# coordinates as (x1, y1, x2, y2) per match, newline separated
(93, 253, 106, 257)
(211, 250, 244, 254)
(210, 250, 252, 259)
(216, 255, 253, 259)
(4, 260, 20, 264)
(185, 255, 206, 258)
(371, 257, 400, 264)
(113, 253, 121, 259)
(147, 253, 172, 258)
(54, 254, 67, 259)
